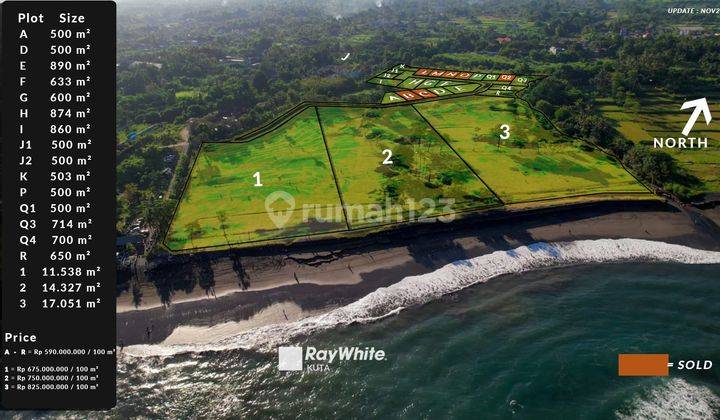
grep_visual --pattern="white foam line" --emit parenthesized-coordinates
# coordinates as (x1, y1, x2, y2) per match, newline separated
(123, 239, 720, 358)
(617, 378, 720, 419)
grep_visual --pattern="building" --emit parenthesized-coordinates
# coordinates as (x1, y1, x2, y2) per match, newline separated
(678, 26, 705, 36)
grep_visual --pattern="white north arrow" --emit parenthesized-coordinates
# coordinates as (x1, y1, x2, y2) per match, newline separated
(680, 97, 712, 136)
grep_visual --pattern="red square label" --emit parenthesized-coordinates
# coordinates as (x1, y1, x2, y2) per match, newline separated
(397, 90, 420, 100)
(444, 71, 459, 78)
(412, 89, 438, 98)
(498, 74, 515, 82)
(429, 70, 445, 77)
(456, 72, 472, 79)
(415, 69, 432, 76)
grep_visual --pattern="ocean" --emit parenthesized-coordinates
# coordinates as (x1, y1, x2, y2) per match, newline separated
(106, 261, 720, 419)
(22, 239, 720, 419)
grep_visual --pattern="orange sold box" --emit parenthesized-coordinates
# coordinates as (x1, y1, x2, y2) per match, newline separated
(618, 354, 669, 376)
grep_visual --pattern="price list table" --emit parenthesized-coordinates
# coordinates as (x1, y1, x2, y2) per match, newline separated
(1, 1, 116, 409)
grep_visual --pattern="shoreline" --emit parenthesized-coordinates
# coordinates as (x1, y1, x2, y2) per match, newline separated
(117, 200, 720, 346)
(123, 239, 720, 357)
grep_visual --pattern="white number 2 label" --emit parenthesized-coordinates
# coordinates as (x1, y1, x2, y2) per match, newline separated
(382, 149, 393, 165)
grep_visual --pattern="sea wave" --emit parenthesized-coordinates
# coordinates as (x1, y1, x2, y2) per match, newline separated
(616, 378, 720, 419)
(122, 239, 720, 358)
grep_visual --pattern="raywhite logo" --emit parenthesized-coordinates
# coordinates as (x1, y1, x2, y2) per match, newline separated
(265, 191, 295, 228)
(305, 346, 386, 363)
(277, 345, 386, 372)
(278, 346, 303, 371)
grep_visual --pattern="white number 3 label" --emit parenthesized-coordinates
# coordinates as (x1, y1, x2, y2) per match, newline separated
(500, 124, 510, 140)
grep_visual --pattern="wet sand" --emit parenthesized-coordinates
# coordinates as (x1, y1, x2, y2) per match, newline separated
(117, 199, 720, 346)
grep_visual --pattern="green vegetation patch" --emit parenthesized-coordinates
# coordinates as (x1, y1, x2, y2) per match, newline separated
(175, 90, 203, 100)
(381, 92, 408, 104)
(368, 77, 402, 87)
(398, 78, 425, 89)
(165, 107, 345, 250)
(597, 91, 720, 193)
(415, 96, 650, 203)
(318, 105, 499, 228)
(167, 85, 655, 251)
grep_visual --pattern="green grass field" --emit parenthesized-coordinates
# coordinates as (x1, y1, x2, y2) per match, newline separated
(597, 90, 720, 193)
(175, 90, 204, 100)
(165, 107, 345, 250)
(166, 92, 652, 251)
(318, 105, 499, 228)
(415, 96, 648, 203)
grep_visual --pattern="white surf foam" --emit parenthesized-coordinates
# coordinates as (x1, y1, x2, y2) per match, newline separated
(123, 239, 720, 358)
(617, 378, 720, 419)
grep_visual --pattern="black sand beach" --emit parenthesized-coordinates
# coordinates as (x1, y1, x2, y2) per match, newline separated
(117, 199, 720, 346)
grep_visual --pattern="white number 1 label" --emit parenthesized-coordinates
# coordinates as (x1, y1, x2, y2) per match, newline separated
(253, 171, 263, 186)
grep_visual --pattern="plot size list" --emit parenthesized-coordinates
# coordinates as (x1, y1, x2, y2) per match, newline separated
(1, 1, 116, 410)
